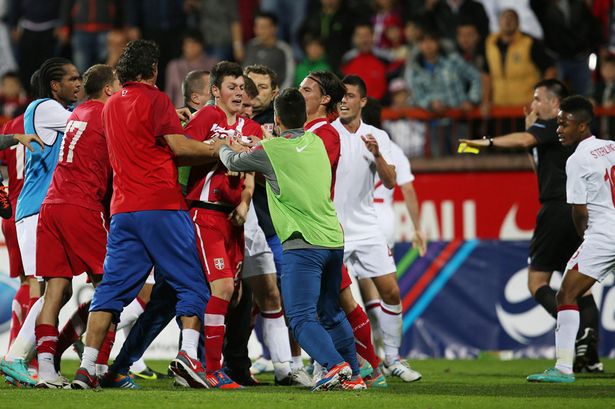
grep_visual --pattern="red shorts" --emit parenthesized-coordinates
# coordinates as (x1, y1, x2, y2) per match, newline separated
(2, 217, 24, 278)
(36, 203, 108, 278)
(340, 263, 352, 290)
(191, 207, 244, 285)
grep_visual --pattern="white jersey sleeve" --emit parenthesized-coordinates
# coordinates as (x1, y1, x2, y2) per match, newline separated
(566, 154, 588, 205)
(391, 142, 414, 185)
(34, 100, 71, 145)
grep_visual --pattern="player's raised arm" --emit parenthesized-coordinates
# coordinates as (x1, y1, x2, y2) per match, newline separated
(0, 133, 45, 151)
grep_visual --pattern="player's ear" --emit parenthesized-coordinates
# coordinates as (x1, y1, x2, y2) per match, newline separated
(211, 85, 220, 99)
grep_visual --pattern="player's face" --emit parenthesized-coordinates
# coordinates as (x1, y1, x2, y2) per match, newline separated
(557, 111, 584, 146)
(240, 92, 254, 117)
(247, 72, 276, 113)
(108, 78, 121, 95)
(299, 76, 326, 117)
(530, 86, 557, 120)
(55, 64, 82, 106)
(339, 84, 366, 123)
(192, 74, 211, 109)
(215, 75, 244, 116)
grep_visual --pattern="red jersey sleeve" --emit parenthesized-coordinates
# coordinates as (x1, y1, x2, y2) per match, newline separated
(152, 93, 185, 138)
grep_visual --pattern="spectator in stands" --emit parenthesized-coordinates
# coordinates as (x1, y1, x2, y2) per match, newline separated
(8, 0, 61, 93)
(456, 20, 489, 115)
(260, 0, 309, 59)
(530, 0, 603, 96)
(404, 29, 481, 156)
(0, 71, 28, 118)
(300, 0, 357, 76)
(0, 1, 17, 77)
(186, 0, 244, 62)
(372, 0, 403, 50)
(124, 0, 186, 90)
(485, 9, 555, 108)
(401, 18, 424, 67)
(165, 30, 217, 108)
(341, 23, 392, 100)
(424, 0, 490, 51)
(481, 0, 544, 40)
(382, 77, 426, 157)
(594, 54, 615, 139)
(294, 35, 331, 87)
(243, 11, 295, 90)
(104, 29, 128, 68)
(58, 0, 118, 74)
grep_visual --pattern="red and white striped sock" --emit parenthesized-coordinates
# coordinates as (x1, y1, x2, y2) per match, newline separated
(56, 301, 90, 358)
(35, 324, 58, 381)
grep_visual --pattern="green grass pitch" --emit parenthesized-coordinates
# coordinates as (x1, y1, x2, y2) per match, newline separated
(1, 359, 614, 409)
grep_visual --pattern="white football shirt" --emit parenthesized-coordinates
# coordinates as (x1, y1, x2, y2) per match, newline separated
(566, 136, 615, 235)
(332, 118, 394, 240)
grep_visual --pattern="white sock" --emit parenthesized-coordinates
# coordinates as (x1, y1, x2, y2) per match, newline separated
(555, 308, 580, 375)
(130, 357, 147, 373)
(273, 362, 291, 380)
(313, 361, 323, 377)
(37, 352, 56, 381)
(262, 312, 292, 364)
(364, 299, 383, 346)
(378, 302, 402, 365)
(6, 297, 44, 361)
(180, 328, 200, 360)
(96, 364, 108, 377)
(291, 355, 303, 370)
(116, 298, 145, 331)
(81, 346, 99, 376)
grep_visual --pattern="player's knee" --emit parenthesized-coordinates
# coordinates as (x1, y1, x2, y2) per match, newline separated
(380, 286, 401, 305)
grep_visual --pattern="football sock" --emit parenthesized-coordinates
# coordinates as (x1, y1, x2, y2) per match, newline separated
(81, 346, 99, 376)
(9, 282, 30, 347)
(346, 305, 380, 370)
(555, 305, 580, 375)
(27, 296, 39, 316)
(116, 297, 146, 331)
(204, 296, 229, 373)
(6, 296, 43, 361)
(577, 294, 599, 338)
(261, 309, 292, 378)
(35, 324, 58, 381)
(130, 357, 148, 374)
(254, 315, 272, 360)
(56, 301, 90, 358)
(180, 328, 200, 360)
(364, 299, 383, 346)
(378, 302, 403, 365)
(534, 285, 557, 318)
(96, 330, 116, 366)
(291, 355, 304, 370)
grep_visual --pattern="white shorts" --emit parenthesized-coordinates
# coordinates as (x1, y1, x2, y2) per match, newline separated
(343, 235, 396, 279)
(145, 268, 156, 285)
(375, 206, 395, 248)
(566, 236, 615, 283)
(16, 213, 39, 277)
(242, 204, 276, 279)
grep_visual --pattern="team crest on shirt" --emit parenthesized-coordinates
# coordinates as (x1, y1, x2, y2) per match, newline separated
(213, 258, 225, 270)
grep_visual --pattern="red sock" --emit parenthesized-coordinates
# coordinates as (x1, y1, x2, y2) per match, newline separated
(35, 324, 59, 355)
(346, 305, 380, 371)
(26, 296, 39, 316)
(9, 283, 30, 347)
(56, 301, 90, 358)
(96, 330, 116, 365)
(204, 296, 229, 373)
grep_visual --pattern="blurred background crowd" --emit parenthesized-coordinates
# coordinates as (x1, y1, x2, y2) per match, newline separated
(0, 0, 613, 158)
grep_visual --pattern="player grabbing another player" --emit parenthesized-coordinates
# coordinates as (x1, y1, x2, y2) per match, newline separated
(527, 96, 615, 383)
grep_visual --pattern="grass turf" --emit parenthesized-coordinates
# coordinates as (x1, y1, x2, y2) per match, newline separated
(1, 359, 614, 409)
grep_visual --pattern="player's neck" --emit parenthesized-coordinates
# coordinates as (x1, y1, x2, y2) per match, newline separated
(306, 110, 327, 124)
(342, 117, 362, 133)
(217, 102, 238, 125)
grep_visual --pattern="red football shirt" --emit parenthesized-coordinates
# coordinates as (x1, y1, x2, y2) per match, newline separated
(304, 117, 340, 198)
(44, 100, 111, 211)
(184, 105, 251, 207)
(0, 115, 26, 207)
(103, 82, 186, 215)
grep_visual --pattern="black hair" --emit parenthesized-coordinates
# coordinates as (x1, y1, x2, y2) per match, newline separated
(210, 61, 243, 93)
(83, 64, 116, 99)
(183, 29, 205, 47)
(255, 11, 278, 26)
(362, 97, 382, 128)
(244, 64, 279, 91)
(560, 95, 594, 125)
(182, 70, 209, 105)
(274, 88, 306, 129)
(36, 57, 73, 99)
(116, 40, 159, 84)
(534, 79, 569, 101)
(342, 75, 367, 99)
(499, 8, 519, 23)
(307, 71, 345, 115)
(243, 75, 258, 99)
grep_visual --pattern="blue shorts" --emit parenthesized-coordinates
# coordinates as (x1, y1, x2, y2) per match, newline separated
(90, 210, 208, 322)
(266, 234, 283, 279)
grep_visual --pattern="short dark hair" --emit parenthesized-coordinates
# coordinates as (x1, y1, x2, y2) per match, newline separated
(534, 79, 569, 101)
(210, 61, 243, 93)
(243, 75, 258, 99)
(182, 70, 209, 105)
(183, 29, 205, 47)
(244, 64, 279, 90)
(255, 11, 278, 26)
(342, 75, 367, 99)
(36, 57, 73, 99)
(116, 40, 159, 84)
(274, 88, 306, 129)
(83, 64, 116, 99)
(307, 71, 345, 115)
(362, 97, 382, 128)
(560, 95, 594, 125)
(499, 8, 519, 23)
